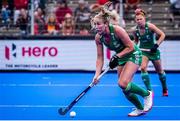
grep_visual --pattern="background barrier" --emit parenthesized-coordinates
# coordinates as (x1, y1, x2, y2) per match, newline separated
(0, 36, 180, 71)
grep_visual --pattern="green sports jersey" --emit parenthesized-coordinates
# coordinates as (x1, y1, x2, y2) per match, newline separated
(135, 22, 156, 49)
(135, 22, 161, 61)
(100, 25, 125, 53)
(100, 24, 142, 66)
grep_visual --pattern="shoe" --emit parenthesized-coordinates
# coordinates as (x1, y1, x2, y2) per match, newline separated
(144, 91, 153, 112)
(128, 108, 145, 117)
(163, 89, 168, 96)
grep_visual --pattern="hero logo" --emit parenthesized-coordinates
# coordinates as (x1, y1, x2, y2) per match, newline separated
(5, 43, 17, 60)
(22, 46, 58, 57)
(5, 44, 58, 60)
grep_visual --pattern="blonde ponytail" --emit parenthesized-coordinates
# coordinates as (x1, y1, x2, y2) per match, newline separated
(91, 2, 120, 29)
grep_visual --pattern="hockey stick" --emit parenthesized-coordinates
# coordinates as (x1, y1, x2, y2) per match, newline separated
(58, 67, 110, 115)
(140, 48, 151, 52)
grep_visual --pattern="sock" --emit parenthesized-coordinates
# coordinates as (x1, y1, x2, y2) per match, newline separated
(125, 82, 149, 97)
(141, 72, 152, 91)
(123, 90, 143, 110)
(158, 72, 167, 90)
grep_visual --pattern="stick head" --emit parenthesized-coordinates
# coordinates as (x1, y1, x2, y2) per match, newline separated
(58, 108, 66, 115)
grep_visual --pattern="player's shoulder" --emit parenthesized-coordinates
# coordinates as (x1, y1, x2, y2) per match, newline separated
(113, 24, 123, 30)
(113, 25, 126, 33)
(147, 22, 156, 28)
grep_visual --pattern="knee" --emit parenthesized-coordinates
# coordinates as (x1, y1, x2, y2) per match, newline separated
(121, 85, 132, 97)
(119, 83, 128, 96)
(141, 65, 147, 72)
(118, 80, 128, 89)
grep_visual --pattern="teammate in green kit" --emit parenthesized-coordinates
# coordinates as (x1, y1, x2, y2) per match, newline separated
(131, 8, 168, 96)
(91, 3, 153, 116)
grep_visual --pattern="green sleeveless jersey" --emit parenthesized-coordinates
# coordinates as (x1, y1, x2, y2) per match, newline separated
(100, 25, 125, 53)
(135, 23, 161, 60)
(135, 22, 156, 49)
(100, 24, 142, 65)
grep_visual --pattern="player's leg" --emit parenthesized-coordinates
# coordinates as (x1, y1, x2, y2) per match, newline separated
(117, 64, 144, 116)
(117, 65, 144, 111)
(117, 62, 152, 116)
(140, 56, 154, 111)
(152, 59, 168, 96)
(141, 55, 152, 91)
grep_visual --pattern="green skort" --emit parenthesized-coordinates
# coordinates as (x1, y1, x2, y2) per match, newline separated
(142, 49, 160, 60)
(117, 45, 142, 66)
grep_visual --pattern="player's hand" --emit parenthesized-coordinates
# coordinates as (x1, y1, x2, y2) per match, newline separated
(150, 44, 159, 53)
(92, 76, 99, 85)
(109, 55, 119, 69)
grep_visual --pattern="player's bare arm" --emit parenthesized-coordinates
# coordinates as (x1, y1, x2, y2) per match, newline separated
(94, 33, 104, 79)
(148, 23, 165, 45)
